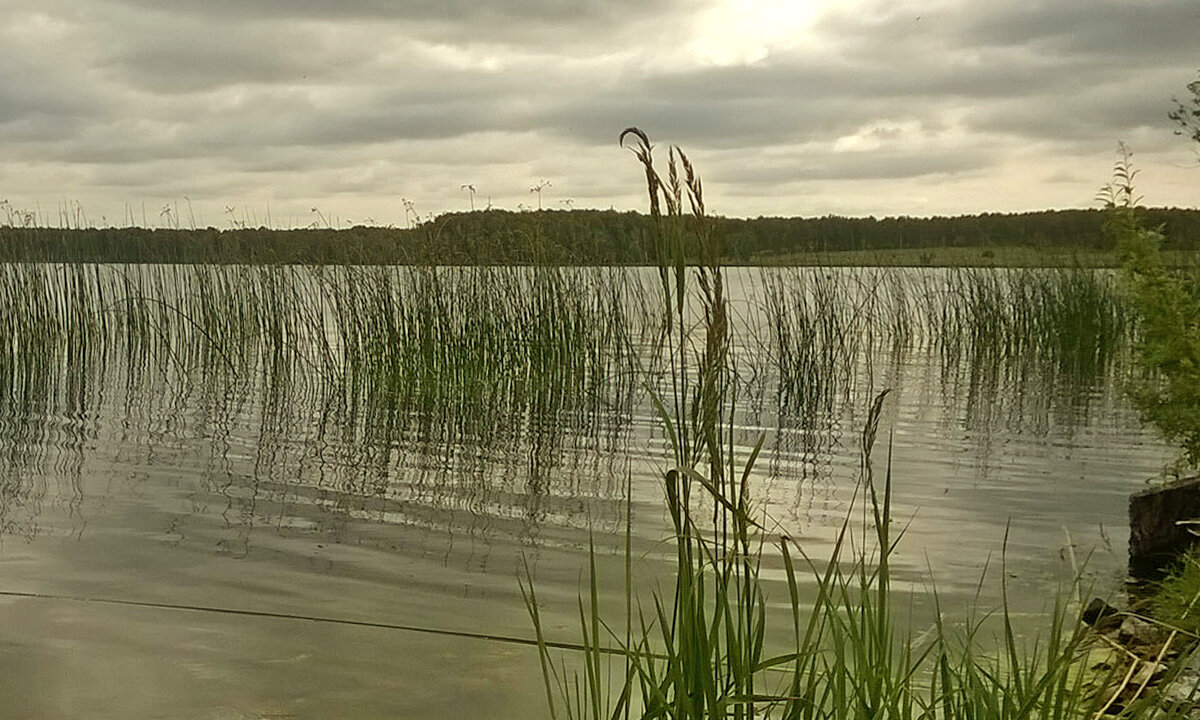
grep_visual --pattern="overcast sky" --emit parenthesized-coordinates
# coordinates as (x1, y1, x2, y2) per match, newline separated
(1, 0, 1197, 228)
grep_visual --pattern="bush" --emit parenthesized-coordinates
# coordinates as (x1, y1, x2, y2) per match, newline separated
(1101, 145, 1200, 469)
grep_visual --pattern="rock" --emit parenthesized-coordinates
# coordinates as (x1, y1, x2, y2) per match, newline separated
(1161, 647, 1200, 710)
(1084, 597, 1123, 632)
(1119, 616, 1160, 646)
(1162, 672, 1200, 705)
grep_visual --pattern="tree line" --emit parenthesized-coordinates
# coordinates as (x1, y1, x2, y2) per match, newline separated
(1, 206, 1198, 264)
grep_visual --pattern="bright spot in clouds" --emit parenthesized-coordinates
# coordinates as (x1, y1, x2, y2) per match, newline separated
(833, 121, 921, 153)
(691, 0, 823, 66)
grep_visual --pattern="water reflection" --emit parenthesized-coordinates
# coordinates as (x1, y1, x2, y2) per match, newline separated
(0, 264, 1166, 590)
(0, 262, 1174, 718)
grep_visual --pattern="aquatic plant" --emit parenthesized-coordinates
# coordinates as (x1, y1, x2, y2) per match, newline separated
(1151, 544, 1200, 637)
(520, 130, 1160, 720)
(750, 263, 1133, 453)
(0, 261, 660, 512)
(1102, 145, 1200, 469)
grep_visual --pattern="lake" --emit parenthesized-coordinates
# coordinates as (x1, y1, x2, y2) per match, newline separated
(0, 264, 1172, 718)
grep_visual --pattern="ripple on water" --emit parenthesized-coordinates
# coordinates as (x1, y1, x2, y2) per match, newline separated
(0, 264, 1175, 717)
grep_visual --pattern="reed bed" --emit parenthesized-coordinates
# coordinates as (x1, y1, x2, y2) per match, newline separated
(0, 262, 675, 546)
(0, 261, 1134, 436)
(751, 266, 1134, 433)
(0, 263, 661, 473)
(317, 265, 654, 449)
(0, 252, 1141, 544)
(521, 130, 1172, 720)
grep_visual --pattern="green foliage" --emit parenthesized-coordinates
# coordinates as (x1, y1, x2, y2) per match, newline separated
(4, 206, 1200, 265)
(1169, 70, 1200, 146)
(1153, 544, 1200, 637)
(520, 130, 1151, 720)
(523, 127, 774, 720)
(0, 263, 653, 469)
(759, 265, 1131, 429)
(1102, 145, 1200, 468)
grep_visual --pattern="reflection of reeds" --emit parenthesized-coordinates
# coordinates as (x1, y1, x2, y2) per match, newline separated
(0, 256, 1141, 548)
(0, 257, 1139, 543)
(0, 262, 651, 427)
(0, 262, 656, 520)
(755, 266, 1133, 437)
(523, 133, 1133, 720)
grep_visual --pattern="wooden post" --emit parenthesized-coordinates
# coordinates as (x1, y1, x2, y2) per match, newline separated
(1129, 476, 1200, 577)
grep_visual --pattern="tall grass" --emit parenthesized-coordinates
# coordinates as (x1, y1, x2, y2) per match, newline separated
(0, 262, 660, 540)
(752, 265, 1133, 439)
(521, 129, 1163, 720)
(0, 259, 1133, 473)
(317, 265, 652, 454)
(0, 243, 1142, 555)
(0, 263, 650, 427)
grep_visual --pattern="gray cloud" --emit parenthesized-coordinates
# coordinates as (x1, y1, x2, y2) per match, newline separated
(717, 147, 996, 185)
(98, 28, 361, 94)
(99, 0, 678, 22)
(956, 0, 1199, 59)
(0, 0, 1195, 224)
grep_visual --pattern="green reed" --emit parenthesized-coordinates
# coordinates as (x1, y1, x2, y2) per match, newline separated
(314, 265, 650, 446)
(521, 131, 1168, 720)
(0, 261, 655, 474)
(523, 127, 769, 720)
(752, 264, 1133, 436)
(936, 268, 1130, 377)
(0, 260, 666, 548)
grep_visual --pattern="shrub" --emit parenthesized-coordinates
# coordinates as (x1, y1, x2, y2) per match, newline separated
(1100, 144, 1200, 469)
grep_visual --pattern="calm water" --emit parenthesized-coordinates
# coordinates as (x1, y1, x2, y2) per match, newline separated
(0, 265, 1172, 718)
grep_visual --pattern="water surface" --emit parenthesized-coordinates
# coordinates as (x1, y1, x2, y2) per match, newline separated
(0, 264, 1171, 718)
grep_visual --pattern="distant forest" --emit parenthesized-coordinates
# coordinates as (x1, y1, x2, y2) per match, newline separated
(1, 207, 1198, 264)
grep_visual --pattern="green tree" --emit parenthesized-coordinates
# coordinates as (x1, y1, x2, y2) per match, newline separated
(1101, 144, 1200, 468)
(1169, 70, 1200, 146)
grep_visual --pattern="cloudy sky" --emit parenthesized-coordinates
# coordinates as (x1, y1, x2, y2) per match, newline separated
(1, 0, 1197, 228)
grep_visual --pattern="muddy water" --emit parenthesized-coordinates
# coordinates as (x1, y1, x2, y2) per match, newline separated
(0, 266, 1172, 718)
